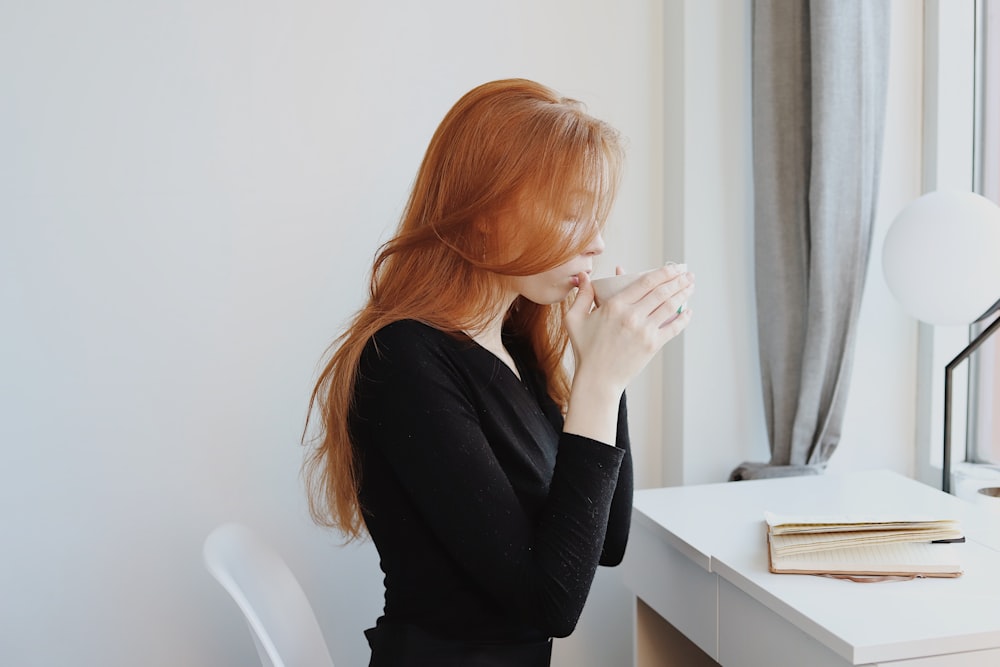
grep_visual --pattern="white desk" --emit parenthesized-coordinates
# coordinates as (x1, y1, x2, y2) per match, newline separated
(621, 470, 1000, 666)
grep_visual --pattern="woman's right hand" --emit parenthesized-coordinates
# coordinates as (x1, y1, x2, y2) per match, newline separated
(562, 265, 694, 444)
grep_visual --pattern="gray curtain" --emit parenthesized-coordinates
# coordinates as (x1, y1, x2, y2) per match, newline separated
(731, 0, 890, 481)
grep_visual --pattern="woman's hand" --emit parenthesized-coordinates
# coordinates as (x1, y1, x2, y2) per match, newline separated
(562, 264, 694, 444)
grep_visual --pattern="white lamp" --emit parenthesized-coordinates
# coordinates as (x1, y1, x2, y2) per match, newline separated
(882, 190, 1000, 492)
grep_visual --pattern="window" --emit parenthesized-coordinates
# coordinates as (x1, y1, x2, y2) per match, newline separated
(917, 0, 1000, 489)
(970, 0, 1000, 465)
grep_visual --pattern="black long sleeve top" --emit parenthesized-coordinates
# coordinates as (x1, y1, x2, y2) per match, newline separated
(350, 319, 633, 642)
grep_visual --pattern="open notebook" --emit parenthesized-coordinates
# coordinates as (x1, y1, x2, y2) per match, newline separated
(764, 512, 964, 579)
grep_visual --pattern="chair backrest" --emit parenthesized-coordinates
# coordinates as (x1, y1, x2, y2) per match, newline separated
(203, 522, 335, 667)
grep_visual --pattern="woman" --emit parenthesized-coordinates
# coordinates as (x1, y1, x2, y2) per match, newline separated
(304, 78, 694, 666)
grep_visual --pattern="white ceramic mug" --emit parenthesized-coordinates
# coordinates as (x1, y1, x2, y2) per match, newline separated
(591, 262, 688, 307)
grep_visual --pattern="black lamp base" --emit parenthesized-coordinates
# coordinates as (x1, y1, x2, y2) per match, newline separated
(943, 302, 1000, 493)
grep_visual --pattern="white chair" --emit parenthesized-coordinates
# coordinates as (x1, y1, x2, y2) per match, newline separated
(203, 522, 335, 667)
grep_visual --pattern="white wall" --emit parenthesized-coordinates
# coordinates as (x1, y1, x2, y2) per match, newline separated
(832, 0, 924, 477)
(659, 0, 763, 487)
(0, 1, 924, 666)
(0, 1, 660, 666)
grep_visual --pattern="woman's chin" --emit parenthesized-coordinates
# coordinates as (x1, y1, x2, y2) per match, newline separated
(519, 291, 571, 306)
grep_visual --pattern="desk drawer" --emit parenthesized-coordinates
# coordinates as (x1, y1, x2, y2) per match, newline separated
(718, 577, 851, 667)
(622, 517, 718, 658)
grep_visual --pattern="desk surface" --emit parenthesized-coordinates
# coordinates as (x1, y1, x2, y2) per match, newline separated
(627, 470, 1000, 665)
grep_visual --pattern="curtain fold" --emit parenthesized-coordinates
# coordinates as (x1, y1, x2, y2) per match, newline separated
(731, 0, 890, 482)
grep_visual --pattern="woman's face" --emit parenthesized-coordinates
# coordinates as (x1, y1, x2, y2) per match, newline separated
(508, 231, 605, 305)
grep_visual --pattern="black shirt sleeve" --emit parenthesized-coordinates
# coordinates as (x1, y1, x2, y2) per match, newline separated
(600, 394, 633, 566)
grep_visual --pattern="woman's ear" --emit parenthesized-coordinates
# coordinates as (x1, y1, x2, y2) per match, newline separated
(472, 215, 492, 262)
(472, 215, 491, 235)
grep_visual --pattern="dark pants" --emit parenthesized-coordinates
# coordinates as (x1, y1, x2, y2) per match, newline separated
(365, 624, 553, 667)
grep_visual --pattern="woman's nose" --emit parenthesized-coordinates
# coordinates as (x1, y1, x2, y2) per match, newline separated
(584, 232, 605, 256)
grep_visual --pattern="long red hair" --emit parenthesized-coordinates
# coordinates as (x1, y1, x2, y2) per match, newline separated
(303, 79, 624, 539)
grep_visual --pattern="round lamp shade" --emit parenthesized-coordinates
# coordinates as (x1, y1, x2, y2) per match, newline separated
(883, 190, 1000, 325)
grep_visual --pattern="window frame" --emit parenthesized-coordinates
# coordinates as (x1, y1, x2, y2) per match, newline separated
(916, 0, 977, 488)
(968, 0, 1000, 465)
(918, 0, 1000, 489)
